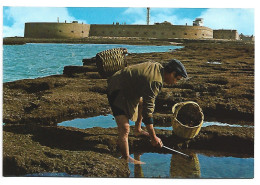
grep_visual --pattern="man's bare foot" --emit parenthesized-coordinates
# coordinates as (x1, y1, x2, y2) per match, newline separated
(127, 156, 145, 164)
(134, 129, 150, 137)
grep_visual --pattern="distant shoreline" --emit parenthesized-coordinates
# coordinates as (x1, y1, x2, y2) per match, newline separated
(3, 36, 251, 46)
(3, 36, 172, 45)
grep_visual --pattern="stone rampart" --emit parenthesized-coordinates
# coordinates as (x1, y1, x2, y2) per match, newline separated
(213, 30, 239, 40)
(89, 24, 213, 39)
(24, 22, 213, 39)
(24, 22, 90, 38)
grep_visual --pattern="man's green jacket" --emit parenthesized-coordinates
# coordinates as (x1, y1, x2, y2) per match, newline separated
(107, 61, 164, 124)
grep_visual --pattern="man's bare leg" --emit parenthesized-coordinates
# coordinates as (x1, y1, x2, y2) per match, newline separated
(134, 98, 149, 137)
(115, 115, 145, 164)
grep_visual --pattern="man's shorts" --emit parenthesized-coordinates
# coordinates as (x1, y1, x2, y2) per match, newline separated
(107, 90, 126, 117)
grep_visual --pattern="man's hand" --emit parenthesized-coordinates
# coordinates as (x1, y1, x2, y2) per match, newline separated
(145, 123, 163, 148)
(150, 136, 163, 148)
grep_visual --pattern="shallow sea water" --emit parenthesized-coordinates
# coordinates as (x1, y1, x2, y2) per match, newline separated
(58, 114, 253, 130)
(128, 153, 253, 178)
(3, 43, 182, 82)
(57, 115, 254, 178)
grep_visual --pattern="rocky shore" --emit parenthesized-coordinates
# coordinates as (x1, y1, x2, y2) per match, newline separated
(3, 38, 254, 177)
(3, 36, 172, 45)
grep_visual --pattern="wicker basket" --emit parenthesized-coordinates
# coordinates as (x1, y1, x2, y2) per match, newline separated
(172, 101, 204, 139)
(96, 48, 128, 78)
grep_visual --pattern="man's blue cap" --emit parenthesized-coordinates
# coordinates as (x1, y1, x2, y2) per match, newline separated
(168, 59, 188, 78)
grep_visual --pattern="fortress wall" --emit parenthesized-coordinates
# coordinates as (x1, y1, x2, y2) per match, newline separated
(24, 22, 214, 39)
(24, 23, 90, 38)
(213, 30, 239, 40)
(89, 24, 213, 39)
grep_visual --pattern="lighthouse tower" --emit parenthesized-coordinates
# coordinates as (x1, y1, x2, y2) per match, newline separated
(147, 7, 150, 25)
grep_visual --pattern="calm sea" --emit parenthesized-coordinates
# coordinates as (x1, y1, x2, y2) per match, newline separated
(3, 43, 182, 82)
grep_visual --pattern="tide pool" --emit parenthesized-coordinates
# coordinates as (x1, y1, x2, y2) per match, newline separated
(57, 115, 254, 178)
(57, 114, 252, 130)
(128, 152, 253, 178)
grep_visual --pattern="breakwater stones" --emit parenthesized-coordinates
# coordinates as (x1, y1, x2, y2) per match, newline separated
(63, 65, 98, 76)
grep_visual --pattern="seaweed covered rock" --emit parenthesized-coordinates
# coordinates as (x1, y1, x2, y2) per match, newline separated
(3, 125, 130, 177)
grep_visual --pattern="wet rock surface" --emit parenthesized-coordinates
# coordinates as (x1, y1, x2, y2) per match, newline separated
(3, 124, 253, 176)
(3, 125, 129, 177)
(3, 39, 254, 177)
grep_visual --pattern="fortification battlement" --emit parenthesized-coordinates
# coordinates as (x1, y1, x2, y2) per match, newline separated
(24, 21, 213, 39)
(24, 19, 241, 40)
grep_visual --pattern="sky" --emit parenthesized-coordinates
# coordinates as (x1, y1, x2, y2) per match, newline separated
(2, 5, 255, 38)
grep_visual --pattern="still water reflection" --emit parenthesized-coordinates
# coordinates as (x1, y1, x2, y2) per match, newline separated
(129, 152, 253, 178)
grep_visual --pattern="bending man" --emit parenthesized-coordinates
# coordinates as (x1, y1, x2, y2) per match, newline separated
(107, 59, 187, 164)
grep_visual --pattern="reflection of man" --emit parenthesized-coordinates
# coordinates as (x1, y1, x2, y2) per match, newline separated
(133, 153, 200, 178)
(107, 60, 187, 164)
(170, 153, 201, 178)
(134, 153, 144, 177)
